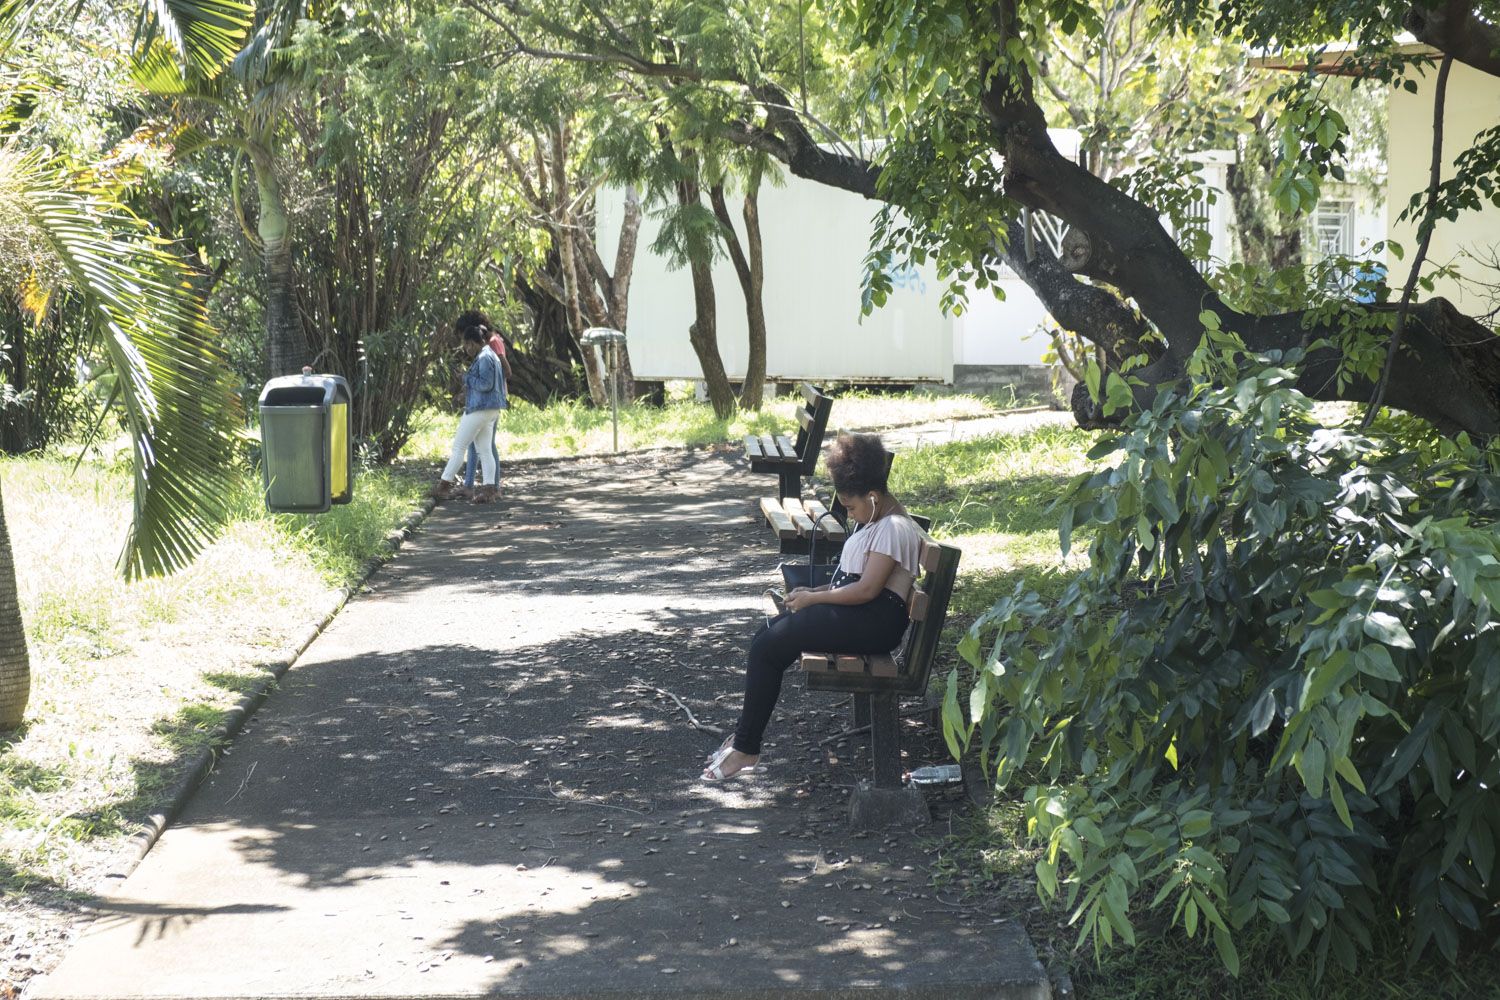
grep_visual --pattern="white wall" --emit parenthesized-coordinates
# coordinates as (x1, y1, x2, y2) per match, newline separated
(595, 173, 953, 383)
(1387, 58, 1500, 314)
(951, 280, 1054, 366)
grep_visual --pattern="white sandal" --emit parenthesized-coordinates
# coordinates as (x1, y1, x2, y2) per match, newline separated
(704, 736, 734, 767)
(701, 749, 759, 782)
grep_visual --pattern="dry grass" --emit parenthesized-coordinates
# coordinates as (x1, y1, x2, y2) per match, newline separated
(0, 455, 426, 991)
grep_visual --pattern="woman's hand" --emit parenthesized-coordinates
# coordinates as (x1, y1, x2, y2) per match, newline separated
(785, 589, 819, 613)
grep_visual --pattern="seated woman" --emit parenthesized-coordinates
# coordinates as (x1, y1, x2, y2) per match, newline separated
(703, 432, 923, 782)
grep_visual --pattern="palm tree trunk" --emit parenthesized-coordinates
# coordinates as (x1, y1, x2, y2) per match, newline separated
(0, 484, 31, 729)
(253, 150, 303, 378)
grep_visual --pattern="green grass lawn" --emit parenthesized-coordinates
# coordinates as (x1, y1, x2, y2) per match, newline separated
(400, 388, 1009, 463)
(892, 421, 1096, 618)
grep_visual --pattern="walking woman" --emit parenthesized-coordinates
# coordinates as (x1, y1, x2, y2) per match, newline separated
(455, 311, 511, 497)
(432, 325, 504, 504)
(703, 432, 922, 781)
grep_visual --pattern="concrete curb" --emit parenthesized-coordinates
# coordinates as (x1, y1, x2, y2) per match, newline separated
(99, 495, 440, 887)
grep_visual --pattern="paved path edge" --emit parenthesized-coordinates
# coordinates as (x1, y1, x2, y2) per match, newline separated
(33, 982, 1054, 1000)
(98, 495, 440, 887)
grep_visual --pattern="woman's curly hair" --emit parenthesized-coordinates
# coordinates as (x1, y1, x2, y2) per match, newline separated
(454, 309, 493, 338)
(825, 432, 889, 496)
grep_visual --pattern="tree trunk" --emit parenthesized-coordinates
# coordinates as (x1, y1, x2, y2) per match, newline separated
(547, 121, 609, 407)
(0, 484, 30, 729)
(0, 306, 29, 454)
(607, 185, 642, 400)
(710, 179, 769, 410)
(678, 175, 736, 419)
(252, 150, 303, 378)
(1227, 125, 1304, 272)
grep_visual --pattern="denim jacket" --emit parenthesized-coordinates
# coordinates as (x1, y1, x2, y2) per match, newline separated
(464, 347, 507, 413)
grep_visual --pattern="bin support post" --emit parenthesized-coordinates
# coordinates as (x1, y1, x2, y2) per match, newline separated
(610, 339, 620, 454)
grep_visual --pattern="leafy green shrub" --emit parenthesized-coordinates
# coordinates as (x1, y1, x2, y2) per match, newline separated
(948, 332, 1500, 977)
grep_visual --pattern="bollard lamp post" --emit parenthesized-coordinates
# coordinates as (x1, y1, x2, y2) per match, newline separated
(580, 327, 627, 454)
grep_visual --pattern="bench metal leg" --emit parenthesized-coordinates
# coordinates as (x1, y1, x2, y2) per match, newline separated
(778, 470, 799, 500)
(869, 693, 903, 789)
(849, 692, 929, 829)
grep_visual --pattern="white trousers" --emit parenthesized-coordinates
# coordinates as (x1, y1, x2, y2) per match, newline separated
(441, 409, 499, 485)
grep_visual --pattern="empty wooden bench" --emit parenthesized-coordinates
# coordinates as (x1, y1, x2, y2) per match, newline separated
(801, 527, 961, 827)
(744, 383, 832, 499)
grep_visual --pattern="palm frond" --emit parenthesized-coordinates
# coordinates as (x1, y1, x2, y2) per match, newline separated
(134, 0, 253, 81)
(0, 0, 73, 56)
(3, 147, 241, 578)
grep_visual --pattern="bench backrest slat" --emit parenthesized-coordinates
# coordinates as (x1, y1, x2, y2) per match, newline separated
(792, 384, 834, 476)
(899, 531, 962, 692)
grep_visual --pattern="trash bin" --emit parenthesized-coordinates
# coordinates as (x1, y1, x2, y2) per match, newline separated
(258, 368, 355, 513)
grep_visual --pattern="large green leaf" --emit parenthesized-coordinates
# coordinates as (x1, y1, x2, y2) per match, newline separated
(3, 147, 240, 578)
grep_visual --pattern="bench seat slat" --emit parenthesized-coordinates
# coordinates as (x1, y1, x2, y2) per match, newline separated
(775, 435, 798, 460)
(803, 499, 846, 541)
(744, 435, 765, 460)
(760, 497, 799, 540)
(800, 652, 902, 679)
(780, 497, 816, 535)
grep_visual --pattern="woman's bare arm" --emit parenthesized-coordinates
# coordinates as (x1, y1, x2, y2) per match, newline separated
(786, 554, 896, 610)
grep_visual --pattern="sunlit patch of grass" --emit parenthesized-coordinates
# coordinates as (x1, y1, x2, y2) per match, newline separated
(400, 390, 1014, 463)
(890, 423, 1097, 615)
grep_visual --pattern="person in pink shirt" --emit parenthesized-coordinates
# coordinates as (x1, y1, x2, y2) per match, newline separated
(703, 432, 923, 781)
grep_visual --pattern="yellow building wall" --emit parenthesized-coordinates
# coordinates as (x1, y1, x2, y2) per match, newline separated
(1387, 60, 1500, 316)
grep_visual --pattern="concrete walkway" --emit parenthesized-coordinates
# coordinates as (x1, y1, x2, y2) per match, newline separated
(32, 427, 1054, 1000)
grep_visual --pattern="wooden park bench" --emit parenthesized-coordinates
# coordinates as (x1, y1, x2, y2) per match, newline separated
(744, 383, 832, 500)
(758, 446, 928, 560)
(800, 527, 961, 828)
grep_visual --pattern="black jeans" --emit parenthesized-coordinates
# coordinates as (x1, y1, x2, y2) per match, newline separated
(732, 586, 909, 755)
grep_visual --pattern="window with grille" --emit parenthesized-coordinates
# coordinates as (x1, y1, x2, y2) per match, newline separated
(1314, 200, 1356, 258)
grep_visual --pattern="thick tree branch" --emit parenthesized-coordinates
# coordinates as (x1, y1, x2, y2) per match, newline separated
(488, 0, 1500, 436)
(465, 0, 713, 81)
(1404, 0, 1500, 79)
(746, 82, 882, 198)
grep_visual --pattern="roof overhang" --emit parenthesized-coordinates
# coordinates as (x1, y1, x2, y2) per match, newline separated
(1249, 37, 1439, 76)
